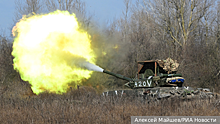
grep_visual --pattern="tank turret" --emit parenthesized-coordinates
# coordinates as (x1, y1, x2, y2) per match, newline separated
(103, 58, 185, 89)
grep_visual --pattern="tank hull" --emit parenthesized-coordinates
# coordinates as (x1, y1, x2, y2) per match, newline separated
(102, 87, 214, 102)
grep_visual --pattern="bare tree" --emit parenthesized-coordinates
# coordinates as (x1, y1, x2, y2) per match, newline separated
(45, 0, 91, 29)
(45, 0, 84, 12)
(142, 0, 214, 58)
(0, 36, 17, 84)
(214, 1, 220, 46)
(14, 0, 43, 22)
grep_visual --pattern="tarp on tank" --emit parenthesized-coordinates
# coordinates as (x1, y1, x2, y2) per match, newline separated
(157, 58, 179, 73)
(137, 58, 179, 74)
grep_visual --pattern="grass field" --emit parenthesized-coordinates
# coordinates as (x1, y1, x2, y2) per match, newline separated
(0, 85, 220, 124)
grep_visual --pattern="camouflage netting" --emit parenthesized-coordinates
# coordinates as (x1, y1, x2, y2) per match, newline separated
(157, 58, 179, 73)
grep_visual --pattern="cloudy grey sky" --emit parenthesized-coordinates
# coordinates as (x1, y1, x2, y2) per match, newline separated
(0, 0, 132, 37)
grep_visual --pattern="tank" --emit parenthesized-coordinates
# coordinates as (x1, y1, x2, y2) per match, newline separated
(102, 58, 214, 101)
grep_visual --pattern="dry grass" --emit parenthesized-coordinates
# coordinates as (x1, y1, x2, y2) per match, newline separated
(0, 85, 220, 124)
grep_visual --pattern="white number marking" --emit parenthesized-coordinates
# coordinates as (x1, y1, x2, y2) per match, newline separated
(147, 80, 152, 87)
(138, 81, 142, 87)
(134, 80, 152, 87)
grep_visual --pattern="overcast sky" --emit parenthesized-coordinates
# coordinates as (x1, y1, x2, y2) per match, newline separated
(0, 0, 133, 37)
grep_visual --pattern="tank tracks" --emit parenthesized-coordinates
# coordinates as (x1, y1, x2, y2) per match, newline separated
(102, 87, 215, 102)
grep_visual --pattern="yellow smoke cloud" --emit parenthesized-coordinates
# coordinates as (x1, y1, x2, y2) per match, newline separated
(12, 10, 96, 95)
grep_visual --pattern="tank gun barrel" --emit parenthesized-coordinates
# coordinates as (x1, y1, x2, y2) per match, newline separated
(103, 70, 132, 81)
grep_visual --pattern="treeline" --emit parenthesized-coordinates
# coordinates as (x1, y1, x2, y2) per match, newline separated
(97, 0, 220, 92)
(0, 0, 220, 94)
